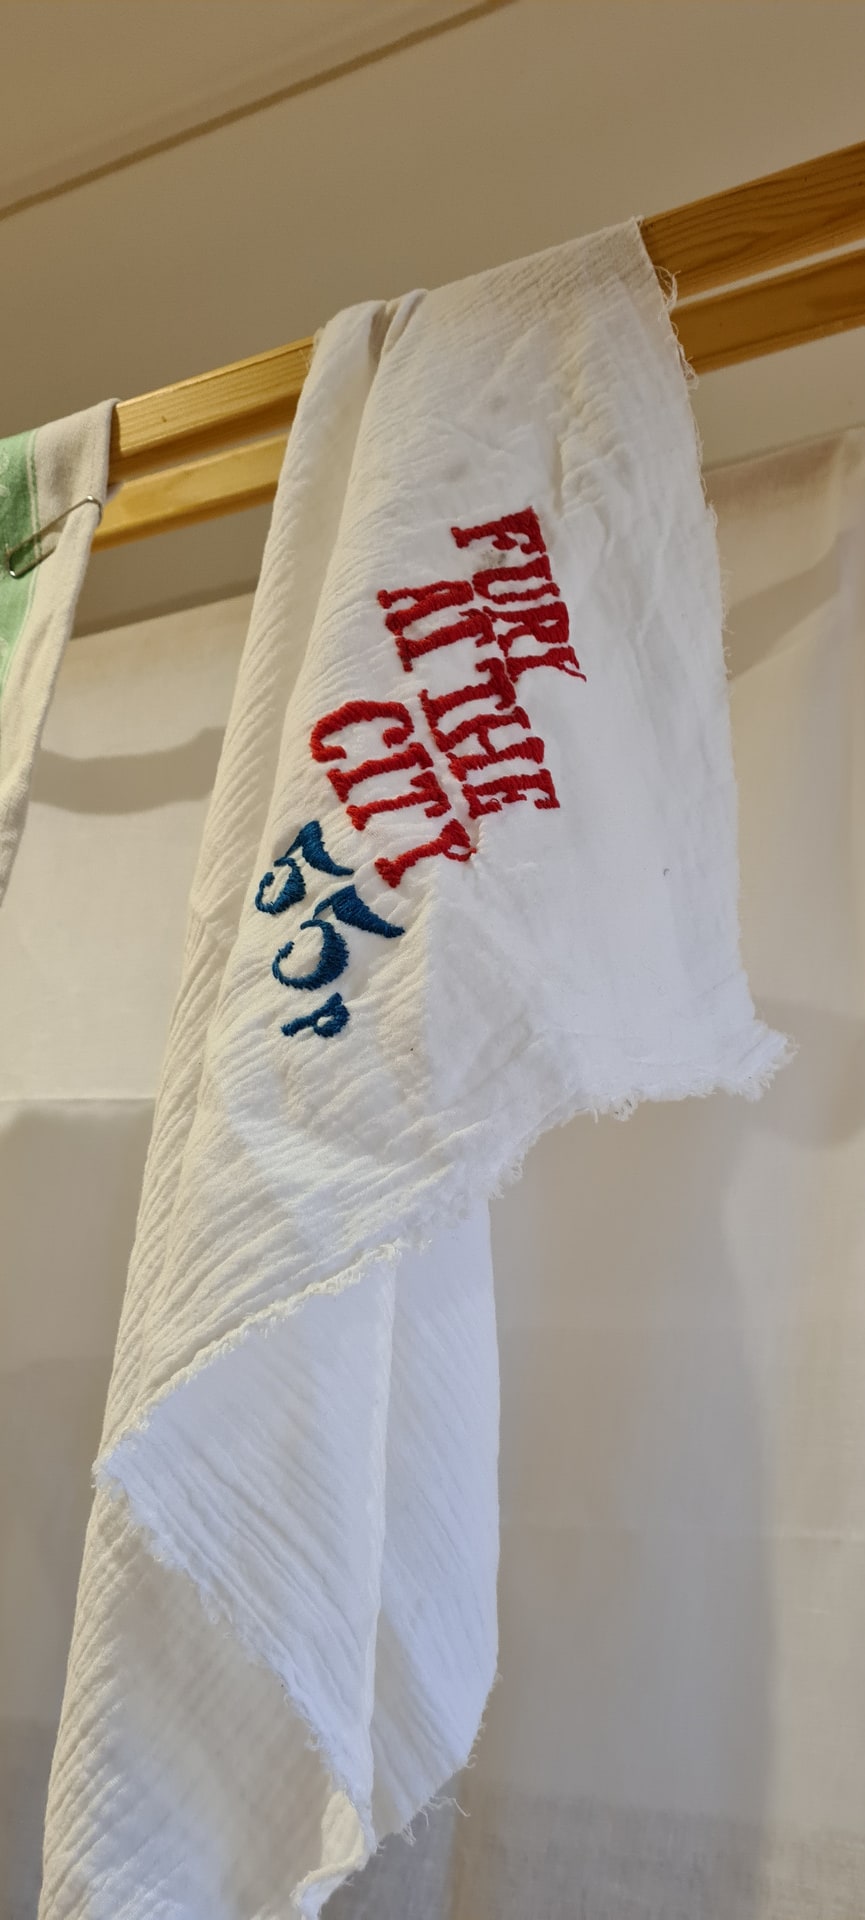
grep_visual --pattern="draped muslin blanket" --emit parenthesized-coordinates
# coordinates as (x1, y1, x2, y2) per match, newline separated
(39, 221, 786, 1918)
(0, 402, 113, 907)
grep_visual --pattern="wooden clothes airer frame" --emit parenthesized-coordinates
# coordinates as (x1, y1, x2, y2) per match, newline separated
(94, 140, 865, 554)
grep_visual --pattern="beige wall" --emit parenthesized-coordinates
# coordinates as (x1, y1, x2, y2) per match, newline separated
(2, 0, 864, 631)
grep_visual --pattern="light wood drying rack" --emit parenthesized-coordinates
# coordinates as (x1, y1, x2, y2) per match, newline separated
(94, 141, 865, 554)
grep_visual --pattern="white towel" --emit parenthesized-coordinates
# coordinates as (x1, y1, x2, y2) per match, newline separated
(0, 402, 113, 906)
(39, 222, 786, 1919)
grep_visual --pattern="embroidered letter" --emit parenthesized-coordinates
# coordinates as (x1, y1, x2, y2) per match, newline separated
(256, 858, 305, 917)
(282, 993, 350, 1040)
(346, 766, 451, 832)
(448, 729, 546, 782)
(489, 598, 585, 682)
(421, 694, 544, 777)
(419, 654, 517, 736)
(313, 884, 404, 940)
(310, 700, 415, 762)
(272, 917, 350, 992)
(451, 507, 546, 557)
(462, 766, 560, 818)
(326, 741, 434, 805)
(273, 881, 403, 988)
(375, 817, 474, 889)
(378, 580, 495, 670)
(471, 556, 554, 601)
(256, 820, 354, 915)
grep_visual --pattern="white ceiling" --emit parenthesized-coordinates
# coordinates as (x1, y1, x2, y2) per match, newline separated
(0, 0, 863, 631)
(0, 1, 487, 208)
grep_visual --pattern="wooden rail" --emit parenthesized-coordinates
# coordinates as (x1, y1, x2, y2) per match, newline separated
(92, 141, 865, 551)
(639, 139, 865, 299)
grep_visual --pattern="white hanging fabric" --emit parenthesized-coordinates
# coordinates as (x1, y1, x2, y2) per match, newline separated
(2, 427, 862, 1917)
(21, 224, 782, 1918)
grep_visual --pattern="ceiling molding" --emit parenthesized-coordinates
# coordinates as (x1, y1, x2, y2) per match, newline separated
(0, 0, 511, 221)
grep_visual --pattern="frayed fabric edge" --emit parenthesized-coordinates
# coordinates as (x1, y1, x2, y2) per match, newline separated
(93, 1012, 790, 1913)
(90, 1468, 371, 1827)
(96, 1015, 791, 1460)
(93, 1439, 492, 1918)
(633, 217, 734, 636)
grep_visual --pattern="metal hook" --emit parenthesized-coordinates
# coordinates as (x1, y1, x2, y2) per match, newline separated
(5, 494, 103, 579)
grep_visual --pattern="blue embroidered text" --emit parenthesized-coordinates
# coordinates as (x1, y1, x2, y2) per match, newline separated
(255, 823, 404, 1038)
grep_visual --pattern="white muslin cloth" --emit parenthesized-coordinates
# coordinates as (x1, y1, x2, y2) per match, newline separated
(0, 402, 113, 907)
(39, 221, 785, 1918)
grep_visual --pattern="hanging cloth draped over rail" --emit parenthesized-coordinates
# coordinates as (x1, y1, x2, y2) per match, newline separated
(30, 217, 785, 1918)
(16, 139, 850, 558)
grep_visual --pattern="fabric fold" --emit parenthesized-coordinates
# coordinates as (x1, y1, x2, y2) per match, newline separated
(40, 221, 785, 1918)
(0, 400, 114, 906)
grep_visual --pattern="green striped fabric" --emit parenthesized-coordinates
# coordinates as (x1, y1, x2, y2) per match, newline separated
(0, 429, 39, 704)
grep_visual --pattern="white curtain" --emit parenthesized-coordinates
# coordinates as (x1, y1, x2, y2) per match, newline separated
(2, 427, 864, 1919)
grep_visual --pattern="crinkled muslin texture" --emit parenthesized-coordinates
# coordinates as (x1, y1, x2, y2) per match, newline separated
(39, 220, 785, 1918)
(0, 402, 113, 907)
